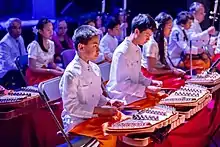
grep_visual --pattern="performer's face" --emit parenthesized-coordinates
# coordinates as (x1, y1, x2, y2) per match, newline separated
(183, 19, 193, 30)
(163, 19, 173, 38)
(78, 35, 100, 61)
(39, 22, 53, 39)
(195, 5, 206, 23)
(57, 20, 68, 36)
(9, 21, 22, 39)
(110, 24, 121, 37)
(136, 29, 152, 45)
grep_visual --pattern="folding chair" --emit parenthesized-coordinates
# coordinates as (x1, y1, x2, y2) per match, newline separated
(15, 55, 28, 86)
(38, 77, 97, 147)
(98, 62, 111, 85)
(61, 49, 76, 68)
(98, 62, 111, 97)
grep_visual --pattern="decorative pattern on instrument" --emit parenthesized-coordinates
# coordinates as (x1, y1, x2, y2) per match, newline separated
(160, 84, 208, 104)
(133, 114, 159, 121)
(138, 109, 167, 116)
(20, 86, 39, 93)
(111, 120, 150, 129)
(109, 106, 175, 130)
(183, 83, 207, 90)
(193, 72, 220, 81)
(0, 95, 26, 103)
(0, 86, 39, 103)
(11, 86, 39, 97)
(154, 105, 176, 112)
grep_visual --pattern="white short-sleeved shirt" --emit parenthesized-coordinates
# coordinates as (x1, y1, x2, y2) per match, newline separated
(99, 33, 118, 59)
(27, 40, 55, 68)
(141, 36, 167, 69)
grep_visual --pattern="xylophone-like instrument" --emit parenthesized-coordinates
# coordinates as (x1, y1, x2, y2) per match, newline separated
(0, 86, 39, 104)
(159, 84, 211, 119)
(160, 84, 210, 107)
(107, 105, 178, 135)
(186, 72, 220, 85)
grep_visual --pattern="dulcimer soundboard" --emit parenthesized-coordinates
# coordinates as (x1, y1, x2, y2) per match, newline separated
(107, 105, 178, 135)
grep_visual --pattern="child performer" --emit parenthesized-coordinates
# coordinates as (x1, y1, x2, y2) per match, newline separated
(26, 18, 63, 85)
(141, 12, 186, 89)
(60, 25, 124, 147)
(106, 14, 164, 105)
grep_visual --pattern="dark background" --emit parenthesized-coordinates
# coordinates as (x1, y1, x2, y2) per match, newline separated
(0, 0, 218, 29)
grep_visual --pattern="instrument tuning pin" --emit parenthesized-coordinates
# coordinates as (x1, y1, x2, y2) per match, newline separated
(210, 11, 214, 14)
(209, 16, 214, 19)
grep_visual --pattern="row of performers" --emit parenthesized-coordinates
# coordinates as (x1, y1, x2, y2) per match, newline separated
(23, 2, 219, 147)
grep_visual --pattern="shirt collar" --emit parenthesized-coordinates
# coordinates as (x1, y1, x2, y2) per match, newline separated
(74, 53, 92, 71)
(125, 37, 140, 53)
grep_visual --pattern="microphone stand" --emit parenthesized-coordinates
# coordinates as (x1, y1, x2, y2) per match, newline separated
(190, 40, 193, 76)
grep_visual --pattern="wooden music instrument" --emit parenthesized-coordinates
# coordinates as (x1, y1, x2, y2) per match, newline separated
(160, 84, 210, 107)
(160, 84, 212, 119)
(122, 114, 186, 147)
(0, 86, 39, 108)
(186, 71, 220, 85)
(106, 105, 178, 135)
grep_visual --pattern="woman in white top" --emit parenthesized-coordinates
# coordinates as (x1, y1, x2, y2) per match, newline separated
(26, 18, 64, 85)
(141, 12, 186, 89)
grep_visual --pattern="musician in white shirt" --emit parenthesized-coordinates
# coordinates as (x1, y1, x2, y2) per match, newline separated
(60, 25, 123, 147)
(187, 2, 215, 50)
(169, 11, 195, 68)
(106, 14, 162, 104)
(141, 12, 185, 89)
(99, 17, 120, 62)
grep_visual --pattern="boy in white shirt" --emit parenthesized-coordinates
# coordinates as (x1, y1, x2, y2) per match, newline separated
(99, 17, 121, 62)
(106, 14, 163, 105)
(60, 25, 124, 147)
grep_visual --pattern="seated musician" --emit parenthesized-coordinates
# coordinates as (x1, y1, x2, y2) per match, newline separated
(141, 12, 185, 89)
(80, 14, 106, 64)
(99, 16, 120, 62)
(60, 25, 124, 147)
(26, 18, 64, 86)
(186, 2, 216, 71)
(52, 18, 74, 63)
(169, 11, 195, 70)
(106, 14, 163, 105)
(0, 18, 26, 78)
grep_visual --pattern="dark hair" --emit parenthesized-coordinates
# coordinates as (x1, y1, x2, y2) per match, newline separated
(54, 18, 67, 29)
(176, 11, 193, 25)
(73, 25, 100, 50)
(35, 18, 52, 52)
(189, 2, 203, 13)
(131, 14, 156, 33)
(105, 16, 120, 30)
(153, 12, 172, 65)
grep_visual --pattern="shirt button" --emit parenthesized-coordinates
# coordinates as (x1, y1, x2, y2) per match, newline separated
(90, 82, 92, 84)
(92, 94, 94, 97)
